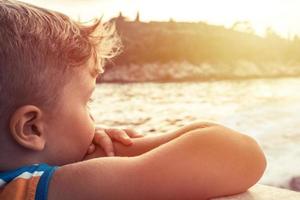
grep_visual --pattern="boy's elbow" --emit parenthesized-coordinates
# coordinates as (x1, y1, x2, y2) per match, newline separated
(240, 133, 267, 188)
(185, 124, 267, 195)
(218, 125, 267, 192)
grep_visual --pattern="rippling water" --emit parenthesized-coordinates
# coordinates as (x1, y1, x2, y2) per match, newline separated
(90, 77, 300, 190)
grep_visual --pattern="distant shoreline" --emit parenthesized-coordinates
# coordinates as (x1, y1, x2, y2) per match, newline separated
(98, 74, 300, 84)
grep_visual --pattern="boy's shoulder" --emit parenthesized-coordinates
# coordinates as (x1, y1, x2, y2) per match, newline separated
(0, 163, 57, 200)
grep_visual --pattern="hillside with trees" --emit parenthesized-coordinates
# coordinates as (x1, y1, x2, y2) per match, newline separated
(99, 13, 300, 82)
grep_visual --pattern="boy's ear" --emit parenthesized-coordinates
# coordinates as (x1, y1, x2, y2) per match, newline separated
(9, 105, 46, 151)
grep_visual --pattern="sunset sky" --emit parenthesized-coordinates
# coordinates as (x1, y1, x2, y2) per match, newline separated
(23, 0, 299, 38)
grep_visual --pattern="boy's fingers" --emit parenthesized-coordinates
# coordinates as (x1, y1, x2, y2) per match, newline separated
(86, 143, 96, 155)
(93, 132, 114, 157)
(123, 128, 144, 138)
(105, 129, 133, 146)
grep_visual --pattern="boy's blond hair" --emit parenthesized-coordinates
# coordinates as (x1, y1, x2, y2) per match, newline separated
(0, 0, 121, 129)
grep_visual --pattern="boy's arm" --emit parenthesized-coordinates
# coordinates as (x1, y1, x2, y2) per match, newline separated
(49, 125, 266, 200)
(84, 121, 218, 159)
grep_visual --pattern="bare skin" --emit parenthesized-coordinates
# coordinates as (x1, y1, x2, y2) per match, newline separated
(2, 60, 266, 200)
(49, 123, 266, 200)
(84, 121, 221, 158)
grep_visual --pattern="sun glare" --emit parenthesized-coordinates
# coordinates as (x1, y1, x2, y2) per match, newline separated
(23, 0, 300, 38)
(133, 0, 299, 37)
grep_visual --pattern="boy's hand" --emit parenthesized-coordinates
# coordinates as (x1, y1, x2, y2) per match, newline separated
(87, 127, 144, 157)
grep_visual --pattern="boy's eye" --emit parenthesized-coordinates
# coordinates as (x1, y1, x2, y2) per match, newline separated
(88, 98, 94, 103)
(87, 98, 95, 109)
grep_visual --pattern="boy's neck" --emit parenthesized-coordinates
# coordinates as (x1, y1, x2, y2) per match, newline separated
(0, 144, 44, 171)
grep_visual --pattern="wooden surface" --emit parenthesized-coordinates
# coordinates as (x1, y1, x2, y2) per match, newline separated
(213, 184, 300, 200)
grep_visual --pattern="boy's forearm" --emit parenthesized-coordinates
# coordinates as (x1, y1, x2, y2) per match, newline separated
(91, 121, 218, 157)
(87, 129, 183, 158)
(116, 121, 218, 156)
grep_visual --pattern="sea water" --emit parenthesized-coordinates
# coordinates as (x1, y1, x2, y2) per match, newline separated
(90, 77, 300, 190)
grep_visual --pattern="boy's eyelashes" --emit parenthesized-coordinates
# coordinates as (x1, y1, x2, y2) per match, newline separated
(88, 97, 94, 104)
(88, 98, 94, 103)
(89, 113, 95, 122)
(87, 98, 95, 109)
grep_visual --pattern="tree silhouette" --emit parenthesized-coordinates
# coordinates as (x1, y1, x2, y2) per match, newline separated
(135, 11, 140, 22)
(105, 16, 300, 68)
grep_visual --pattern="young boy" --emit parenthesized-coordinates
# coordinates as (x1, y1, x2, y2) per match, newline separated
(0, 1, 266, 199)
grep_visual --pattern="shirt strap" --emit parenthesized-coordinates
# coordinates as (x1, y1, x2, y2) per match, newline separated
(35, 164, 58, 200)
